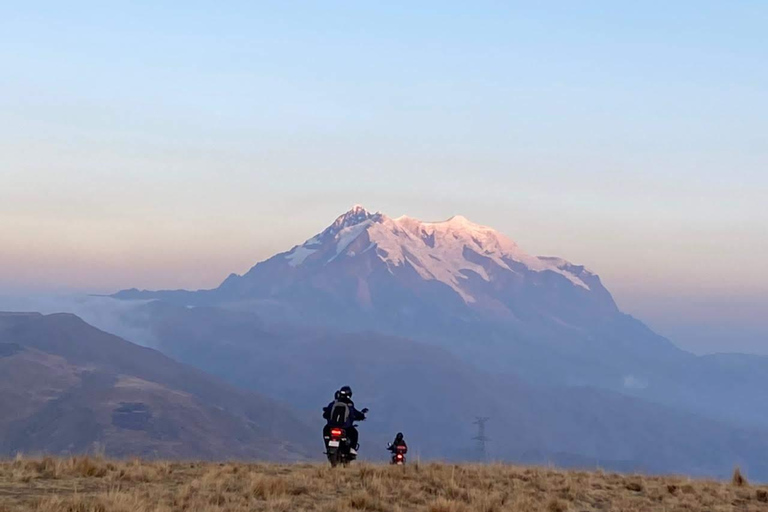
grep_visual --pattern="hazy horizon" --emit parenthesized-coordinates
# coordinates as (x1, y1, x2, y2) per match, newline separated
(1, 203, 766, 356)
(2, 2, 766, 354)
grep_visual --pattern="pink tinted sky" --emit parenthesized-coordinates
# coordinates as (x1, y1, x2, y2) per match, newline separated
(2, 191, 766, 355)
(2, 1, 767, 353)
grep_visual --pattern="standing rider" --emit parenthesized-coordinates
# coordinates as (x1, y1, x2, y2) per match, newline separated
(323, 385, 368, 455)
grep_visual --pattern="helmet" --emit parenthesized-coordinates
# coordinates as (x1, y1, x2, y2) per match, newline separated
(395, 432, 404, 441)
(339, 385, 353, 399)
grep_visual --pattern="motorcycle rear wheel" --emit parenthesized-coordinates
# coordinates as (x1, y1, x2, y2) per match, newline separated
(328, 451, 342, 468)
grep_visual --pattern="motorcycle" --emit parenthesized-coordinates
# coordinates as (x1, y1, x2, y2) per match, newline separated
(387, 443, 407, 465)
(323, 408, 368, 467)
(324, 426, 353, 467)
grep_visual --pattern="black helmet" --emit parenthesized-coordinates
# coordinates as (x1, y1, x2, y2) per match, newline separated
(395, 432, 404, 441)
(339, 385, 353, 399)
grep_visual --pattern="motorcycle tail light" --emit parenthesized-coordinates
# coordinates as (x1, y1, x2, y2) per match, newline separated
(330, 428, 343, 437)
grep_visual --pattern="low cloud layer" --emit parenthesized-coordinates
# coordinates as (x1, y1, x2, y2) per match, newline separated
(0, 293, 156, 347)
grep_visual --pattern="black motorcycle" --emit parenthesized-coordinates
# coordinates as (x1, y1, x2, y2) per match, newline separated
(323, 409, 368, 467)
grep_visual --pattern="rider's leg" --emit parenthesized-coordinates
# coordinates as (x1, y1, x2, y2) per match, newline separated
(348, 426, 359, 453)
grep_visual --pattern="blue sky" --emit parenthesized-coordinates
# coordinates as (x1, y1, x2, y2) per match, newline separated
(1, 1, 766, 353)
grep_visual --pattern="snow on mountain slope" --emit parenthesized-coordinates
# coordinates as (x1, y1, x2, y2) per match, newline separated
(280, 205, 590, 303)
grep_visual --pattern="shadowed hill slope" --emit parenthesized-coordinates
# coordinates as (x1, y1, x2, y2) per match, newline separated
(0, 312, 315, 460)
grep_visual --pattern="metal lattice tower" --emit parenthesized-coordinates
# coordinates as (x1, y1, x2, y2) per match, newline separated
(473, 416, 490, 462)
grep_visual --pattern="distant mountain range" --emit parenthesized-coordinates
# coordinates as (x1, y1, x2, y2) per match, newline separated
(0, 312, 315, 460)
(8, 205, 768, 478)
(116, 206, 768, 429)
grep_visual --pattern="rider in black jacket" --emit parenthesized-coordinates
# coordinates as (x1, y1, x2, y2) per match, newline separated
(323, 385, 367, 454)
(387, 432, 408, 454)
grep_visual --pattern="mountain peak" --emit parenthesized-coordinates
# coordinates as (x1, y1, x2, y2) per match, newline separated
(348, 204, 370, 216)
(338, 204, 377, 224)
(445, 214, 470, 224)
(429, 214, 490, 232)
(322, 205, 381, 238)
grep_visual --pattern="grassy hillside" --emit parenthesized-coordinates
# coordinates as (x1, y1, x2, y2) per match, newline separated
(0, 313, 315, 460)
(1, 457, 767, 511)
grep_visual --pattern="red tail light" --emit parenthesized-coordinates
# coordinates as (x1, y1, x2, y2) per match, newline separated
(330, 428, 343, 437)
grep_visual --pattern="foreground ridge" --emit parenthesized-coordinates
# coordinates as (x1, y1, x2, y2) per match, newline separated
(3, 457, 767, 511)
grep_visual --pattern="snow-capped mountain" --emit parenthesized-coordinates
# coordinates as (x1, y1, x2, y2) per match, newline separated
(115, 205, 674, 374)
(282, 205, 590, 301)
(211, 205, 619, 324)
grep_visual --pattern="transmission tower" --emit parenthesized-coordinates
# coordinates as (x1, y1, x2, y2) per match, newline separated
(473, 416, 490, 462)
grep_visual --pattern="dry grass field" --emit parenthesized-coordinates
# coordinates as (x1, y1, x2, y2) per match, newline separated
(0, 456, 766, 511)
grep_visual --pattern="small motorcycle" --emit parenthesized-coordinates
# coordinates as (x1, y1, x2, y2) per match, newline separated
(387, 443, 407, 465)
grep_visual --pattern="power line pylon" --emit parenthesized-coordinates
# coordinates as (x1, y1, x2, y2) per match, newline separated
(473, 416, 490, 462)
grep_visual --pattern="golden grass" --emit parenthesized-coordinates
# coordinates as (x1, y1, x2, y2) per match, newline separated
(0, 457, 766, 511)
